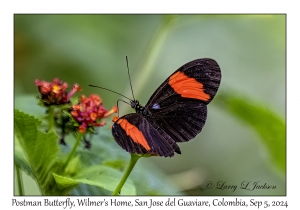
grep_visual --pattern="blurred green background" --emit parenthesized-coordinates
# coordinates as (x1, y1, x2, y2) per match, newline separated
(14, 14, 285, 195)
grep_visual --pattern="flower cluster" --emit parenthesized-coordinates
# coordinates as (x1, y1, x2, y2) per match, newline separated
(35, 78, 118, 136)
(71, 94, 118, 133)
(35, 78, 81, 105)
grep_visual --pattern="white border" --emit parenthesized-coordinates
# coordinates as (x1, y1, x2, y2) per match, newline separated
(2, 0, 298, 209)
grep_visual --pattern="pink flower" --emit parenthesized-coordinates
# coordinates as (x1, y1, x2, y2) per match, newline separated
(35, 78, 81, 105)
(71, 94, 118, 133)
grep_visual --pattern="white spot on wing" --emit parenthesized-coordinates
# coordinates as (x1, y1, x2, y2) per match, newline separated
(152, 103, 160, 109)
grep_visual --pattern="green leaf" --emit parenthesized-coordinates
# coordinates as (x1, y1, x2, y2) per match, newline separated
(75, 150, 102, 166)
(52, 173, 79, 189)
(14, 109, 61, 195)
(75, 165, 136, 195)
(54, 165, 136, 195)
(217, 93, 285, 172)
(102, 159, 127, 171)
(14, 136, 34, 178)
(64, 155, 82, 177)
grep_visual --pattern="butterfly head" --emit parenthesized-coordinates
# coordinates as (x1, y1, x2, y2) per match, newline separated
(131, 100, 149, 116)
(130, 100, 140, 109)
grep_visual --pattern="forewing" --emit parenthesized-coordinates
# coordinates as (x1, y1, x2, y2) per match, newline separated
(145, 58, 221, 142)
(146, 58, 221, 106)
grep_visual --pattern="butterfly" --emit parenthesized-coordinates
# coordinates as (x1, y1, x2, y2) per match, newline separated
(111, 58, 221, 157)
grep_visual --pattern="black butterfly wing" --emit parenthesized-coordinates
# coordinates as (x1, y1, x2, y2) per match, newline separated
(112, 113, 181, 157)
(145, 58, 221, 142)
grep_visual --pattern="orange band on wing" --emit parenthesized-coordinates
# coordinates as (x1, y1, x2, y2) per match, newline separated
(169, 71, 210, 101)
(116, 118, 151, 151)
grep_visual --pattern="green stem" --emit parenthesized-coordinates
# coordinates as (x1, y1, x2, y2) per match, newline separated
(15, 164, 24, 196)
(112, 154, 141, 196)
(47, 106, 55, 132)
(63, 132, 83, 169)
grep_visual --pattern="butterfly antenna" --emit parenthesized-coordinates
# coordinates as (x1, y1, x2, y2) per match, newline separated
(88, 85, 132, 101)
(126, 56, 135, 101)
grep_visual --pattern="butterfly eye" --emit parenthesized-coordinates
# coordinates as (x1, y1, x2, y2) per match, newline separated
(130, 101, 136, 108)
(152, 103, 160, 109)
